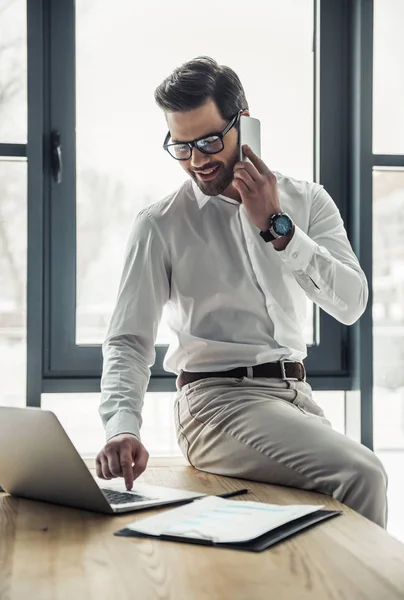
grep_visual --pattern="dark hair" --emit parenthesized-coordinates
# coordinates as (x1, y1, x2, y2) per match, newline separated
(154, 56, 249, 120)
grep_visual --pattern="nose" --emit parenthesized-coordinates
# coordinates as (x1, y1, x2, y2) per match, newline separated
(190, 147, 211, 170)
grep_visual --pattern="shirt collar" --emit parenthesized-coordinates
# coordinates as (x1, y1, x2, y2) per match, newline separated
(191, 180, 241, 209)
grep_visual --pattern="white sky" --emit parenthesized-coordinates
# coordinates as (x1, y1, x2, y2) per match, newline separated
(75, 0, 314, 197)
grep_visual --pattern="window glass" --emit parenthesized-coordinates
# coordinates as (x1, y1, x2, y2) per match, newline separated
(373, 0, 404, 154)
(0, 160, 27, 408)
(0, 0, 27, 142)
(75, 0, 314, 345)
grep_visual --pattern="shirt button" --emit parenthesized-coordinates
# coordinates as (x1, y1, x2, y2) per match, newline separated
(292, 252, 299, 258)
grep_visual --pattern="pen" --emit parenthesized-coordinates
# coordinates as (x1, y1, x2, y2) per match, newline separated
(182, 488, 250, 505)
(216, 488, 249, 499)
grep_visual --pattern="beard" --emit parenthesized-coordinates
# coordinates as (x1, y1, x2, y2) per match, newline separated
(190, 147, 239, 197)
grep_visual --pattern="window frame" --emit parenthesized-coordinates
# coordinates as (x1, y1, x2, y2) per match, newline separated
(25, 0, 384, 448)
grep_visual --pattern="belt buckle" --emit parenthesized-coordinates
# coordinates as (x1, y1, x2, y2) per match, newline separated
(280, 360, 301, 381)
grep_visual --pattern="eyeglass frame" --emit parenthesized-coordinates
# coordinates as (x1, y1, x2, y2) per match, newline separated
(163, 110, 244, 161)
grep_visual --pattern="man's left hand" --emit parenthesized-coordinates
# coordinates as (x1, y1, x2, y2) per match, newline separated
(233, 145, 294, 250)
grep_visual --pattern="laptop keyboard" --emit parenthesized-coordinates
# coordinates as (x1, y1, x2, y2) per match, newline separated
(102, 488, 154, 505)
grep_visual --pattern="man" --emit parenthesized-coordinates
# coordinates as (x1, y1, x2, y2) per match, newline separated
(96, 56, 388, 527)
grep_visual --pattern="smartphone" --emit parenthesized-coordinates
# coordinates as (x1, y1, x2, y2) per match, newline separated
(239, 115, 261, 162)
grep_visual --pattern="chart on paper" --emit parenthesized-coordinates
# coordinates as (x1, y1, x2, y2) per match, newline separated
(127, 496, 324, 543)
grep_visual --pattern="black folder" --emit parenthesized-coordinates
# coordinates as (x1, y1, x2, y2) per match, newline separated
(115, 509, 341, 552)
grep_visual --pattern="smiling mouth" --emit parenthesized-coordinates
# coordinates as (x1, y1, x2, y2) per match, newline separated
(194, 165, 220, 180)
(197, 166, 217, 174)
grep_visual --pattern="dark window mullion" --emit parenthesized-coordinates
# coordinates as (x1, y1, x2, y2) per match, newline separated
(27, 0, 47, 407)
(0, 144, 27, 157)
(303, 0, 351, 377)
(348, 0, 375, 449)
(47, 0, 77, 373)
(372, 155, 404, 167)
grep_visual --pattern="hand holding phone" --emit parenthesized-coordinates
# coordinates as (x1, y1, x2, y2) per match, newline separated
(234, 117, 284, 237)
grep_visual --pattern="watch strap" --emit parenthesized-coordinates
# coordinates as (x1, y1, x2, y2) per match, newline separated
(259, 229, 276, 242)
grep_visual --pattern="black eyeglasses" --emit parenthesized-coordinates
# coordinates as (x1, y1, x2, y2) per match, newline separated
(163, 111, 242, 161)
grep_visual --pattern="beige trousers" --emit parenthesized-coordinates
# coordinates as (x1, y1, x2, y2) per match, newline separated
(174, 376, 388, 528)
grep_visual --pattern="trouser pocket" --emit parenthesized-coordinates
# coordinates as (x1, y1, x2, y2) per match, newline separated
(292, 382, 332, 427)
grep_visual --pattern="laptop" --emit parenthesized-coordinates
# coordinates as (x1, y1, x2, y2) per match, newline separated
(0, 406, 207, 514)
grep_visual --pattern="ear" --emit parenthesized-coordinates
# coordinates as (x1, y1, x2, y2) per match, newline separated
(241, 109, 250, 117)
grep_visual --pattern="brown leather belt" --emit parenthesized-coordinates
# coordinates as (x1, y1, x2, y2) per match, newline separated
(177, 361, 306, 390)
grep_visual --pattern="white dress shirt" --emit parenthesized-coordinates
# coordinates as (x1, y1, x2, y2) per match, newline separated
(100, 172, 368, 441)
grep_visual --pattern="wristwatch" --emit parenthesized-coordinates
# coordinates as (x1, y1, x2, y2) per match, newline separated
(259, 212, 294, 242)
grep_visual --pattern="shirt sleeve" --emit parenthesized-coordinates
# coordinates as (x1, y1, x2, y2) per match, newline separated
(99, 208, 171, 441)
(276, 183, 368, 325)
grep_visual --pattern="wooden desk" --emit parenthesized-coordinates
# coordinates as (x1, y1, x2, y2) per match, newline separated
(1, 457, 404, 600)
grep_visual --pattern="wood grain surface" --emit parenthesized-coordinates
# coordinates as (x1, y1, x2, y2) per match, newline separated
(1, 458, 404, 600)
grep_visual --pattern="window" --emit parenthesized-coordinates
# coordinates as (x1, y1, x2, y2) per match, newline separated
(373, 169, 404, 452)
(75, 0, 314, 347)
(0, 160, 27, 409)
(0, 0, 27, 409)
(45, 0, 349, 383)
(0, 0, 27, 143)
(373, 0, 404, 154)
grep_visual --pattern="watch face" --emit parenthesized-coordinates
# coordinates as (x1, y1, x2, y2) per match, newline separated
(273, 214, 292, 236)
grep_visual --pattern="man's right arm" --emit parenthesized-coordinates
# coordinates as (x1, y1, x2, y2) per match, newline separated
(99, 208, 171, 442)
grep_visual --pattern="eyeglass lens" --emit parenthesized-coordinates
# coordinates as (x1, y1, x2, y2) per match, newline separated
(168, 135, 223, 159)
